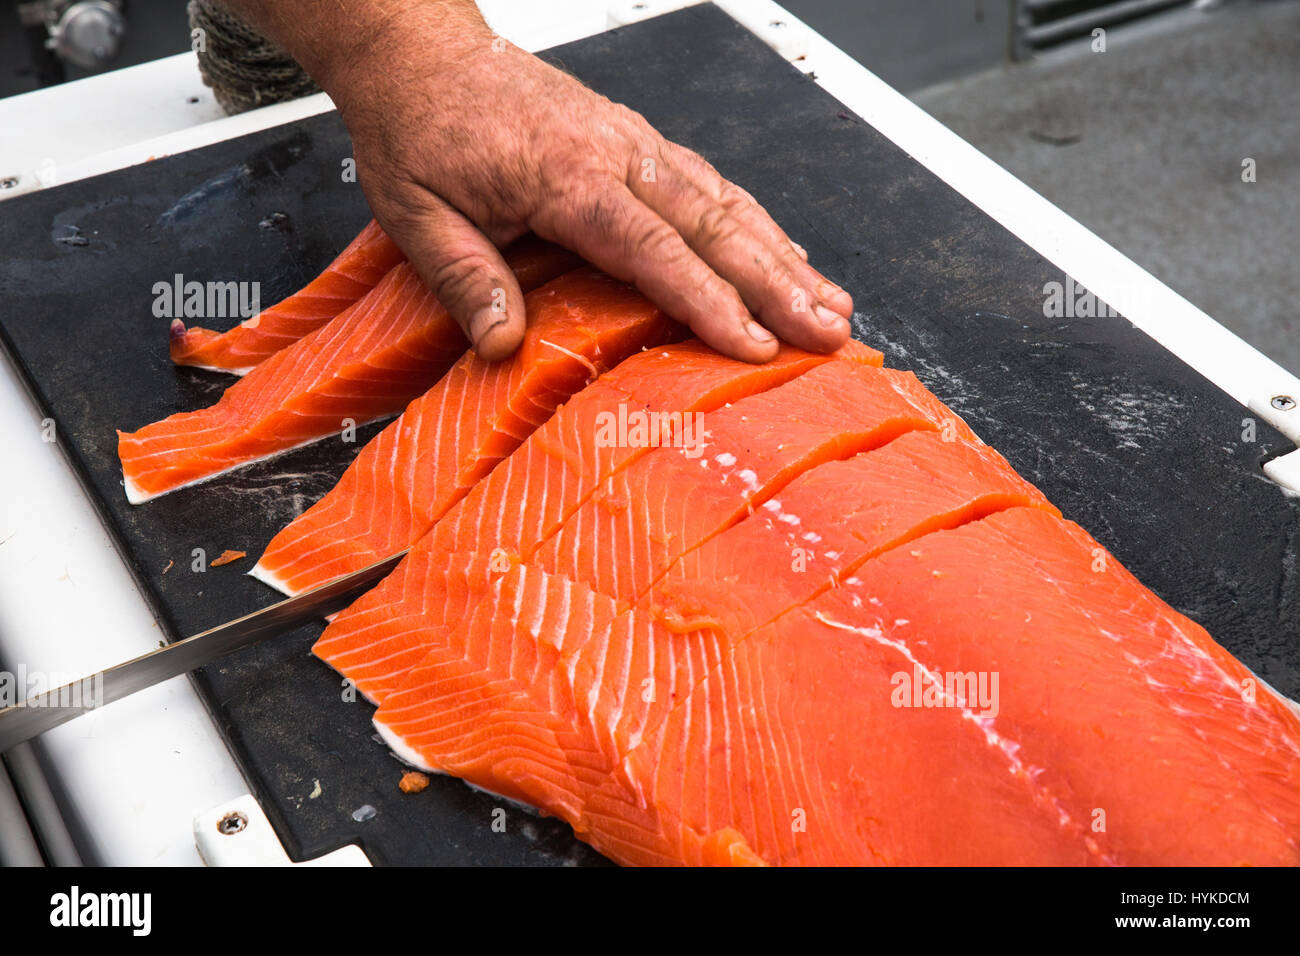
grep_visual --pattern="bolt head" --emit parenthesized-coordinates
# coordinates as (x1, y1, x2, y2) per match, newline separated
(217, 810, 248, 835)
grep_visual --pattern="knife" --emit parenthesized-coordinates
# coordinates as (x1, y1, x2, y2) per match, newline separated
(0, 550, 408, 753)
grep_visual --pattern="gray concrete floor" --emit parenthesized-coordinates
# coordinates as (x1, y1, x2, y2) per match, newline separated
(911, 0, 1300, 375)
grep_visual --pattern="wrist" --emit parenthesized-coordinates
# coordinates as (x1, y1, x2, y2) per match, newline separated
(303, 1, 498, 113)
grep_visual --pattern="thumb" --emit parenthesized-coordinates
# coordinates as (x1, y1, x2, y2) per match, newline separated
(377, 195, 527, 361)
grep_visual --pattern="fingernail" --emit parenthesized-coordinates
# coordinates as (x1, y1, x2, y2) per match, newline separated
(746, 321, 775, 343)
(814, 304, 847, 328)
(791, 241, 807, 261)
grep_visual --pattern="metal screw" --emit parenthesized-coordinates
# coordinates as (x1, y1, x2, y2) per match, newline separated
(1271, 395, 1296, 411)
(0, 177, 18, 190)
(217, 811, 248, 835)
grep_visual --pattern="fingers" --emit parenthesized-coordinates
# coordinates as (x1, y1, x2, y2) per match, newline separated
(534, 182, 780, 363)
(628, 142, 852, 353)
(374, 192, 527, 361)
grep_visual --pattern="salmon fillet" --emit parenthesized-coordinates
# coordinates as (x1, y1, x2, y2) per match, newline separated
(371, 562, 764, 865)
(251, 268, 681, 596)
(168, 227, 579, 375)
(117, 242, 577, 503)
(169, 219, 405, 375)
(650, 428, 1058, 634)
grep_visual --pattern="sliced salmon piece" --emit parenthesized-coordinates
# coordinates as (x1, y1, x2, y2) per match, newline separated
(168, 228, 579, 375)
(117, 245, 577, 504)
(250, 269, 680, 596)
(313, 339, 883, 703)
(169, 219, 405, 375)
(533, 362, 982, 603)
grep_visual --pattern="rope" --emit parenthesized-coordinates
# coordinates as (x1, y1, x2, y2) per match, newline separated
(188, 0, 321, 115)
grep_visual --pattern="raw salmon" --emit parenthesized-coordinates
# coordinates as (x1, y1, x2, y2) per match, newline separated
(134, 223, 1300, 865)
(371, 428, 1059, 861)
(117, 243, 577, 503)
(169, 220, 405, 375)
(251, 268, 680, 596)
(168, 228, 580, 375)
(312, 340, 883, 703)
(428, 338, 882, 564)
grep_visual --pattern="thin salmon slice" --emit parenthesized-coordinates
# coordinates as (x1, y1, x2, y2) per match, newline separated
(588, 508, 1300, 865)
(371, 430, 1060, 862)
(251, 268, 680, 596)
(168, 228, 578, 375)
(169, 219, 405, 375)
(117, 244, 577, 504)
(313, 339, 883, 703)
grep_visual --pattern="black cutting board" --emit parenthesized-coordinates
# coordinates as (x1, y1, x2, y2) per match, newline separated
(1, 4, 1297, 866)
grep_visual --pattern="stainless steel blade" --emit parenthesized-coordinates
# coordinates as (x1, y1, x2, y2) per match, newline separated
(0, 550, 408, 752)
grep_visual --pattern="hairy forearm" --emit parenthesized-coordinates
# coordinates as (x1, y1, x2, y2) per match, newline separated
(212, 0, 494, 101)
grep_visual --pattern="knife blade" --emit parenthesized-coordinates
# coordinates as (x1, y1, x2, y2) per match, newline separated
(0, 550, 408, 753)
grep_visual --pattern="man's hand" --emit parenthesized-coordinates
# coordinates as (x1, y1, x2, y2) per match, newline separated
(218, 0, 853, 362)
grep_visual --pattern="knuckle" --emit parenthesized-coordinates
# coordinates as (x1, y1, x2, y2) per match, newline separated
(427, 251, 494, 306)
(611, 102, 652, 134)
(717, 181, 756, 213)
(628, 217, 684, 265)
(668, 141, 716, 177)
(573, 185, 621, 237)
(694, 202, 743, 249)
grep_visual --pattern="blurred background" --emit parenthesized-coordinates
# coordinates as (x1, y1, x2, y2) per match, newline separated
(3, 0, 1295, 372)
